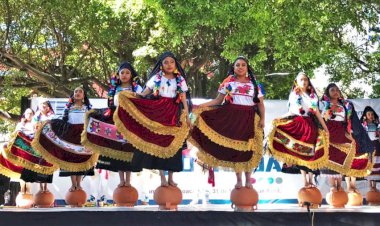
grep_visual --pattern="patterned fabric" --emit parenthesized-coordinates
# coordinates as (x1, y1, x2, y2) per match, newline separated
(218, 80, 264, 106)
(146, 74, 188, 98)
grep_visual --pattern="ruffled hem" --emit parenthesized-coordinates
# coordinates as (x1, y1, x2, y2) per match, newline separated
(193, 106, 262, 152)
(346, 152, 375, 177)
(188, 137, 262, 172)
(32, 121, 99, 172)
(114, 93, 189, 159)
(267, 118, 329, 170)
(0, 151, 22, 179)
(4, 132, 58, 175)
(324, 138, 356, 175)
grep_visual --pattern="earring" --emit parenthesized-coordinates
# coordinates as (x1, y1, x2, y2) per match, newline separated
(246, 72, 249, 77)
(174, 68, 178, 74)
(160, 66, 162, 70)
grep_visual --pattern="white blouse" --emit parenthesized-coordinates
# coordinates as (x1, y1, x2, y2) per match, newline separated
(288, 92, 319, 116)
(218, 81, 264, 106)
(321, 101, 346, 122)
(146, 74, 188, 98)
(114, 85, 143, 106)
(15, 121, 34, 136)
(68, 105, 88, 124)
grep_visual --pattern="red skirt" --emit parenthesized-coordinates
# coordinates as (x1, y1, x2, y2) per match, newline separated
(346, 141, 375, 177)
(3, 131, 57, 175)
(189, 104, 263, 172)
(267, 116, 329, 170)
(0, 149, 23, 179)
(323, 120, 355, 175)
(82, 108, 139, 163)
(32, 120, 99, 172)
(114, 91, 189, 159)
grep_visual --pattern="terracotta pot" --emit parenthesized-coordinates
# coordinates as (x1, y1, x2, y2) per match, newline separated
(366, 190, 380, 205)
(113, 186, 138, 207)
(298, 187, 322, 208)
(65, 189, 87, 207)
(153, 186, 182, 210)
(16, 193, 34, 208)
(34, 191, 55, 208)
(230, 187, 259, 211)
(347, 191, 363, 206)
(326, 189, 348, 208)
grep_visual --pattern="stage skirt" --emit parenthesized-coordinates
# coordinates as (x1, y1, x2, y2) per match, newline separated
(367, 140, 380, 181)
(0, 149, 23, 179)
(114, 91, 189, 159)
(320, 120, 355, 176)
(59, 168, 95, 177)
(267, 116, 329, 170)
(189, 104, 263, 172)
(32, 120, 99, 172)
(3, 131, 57, 175)
(345, 140, 375, 177)
(81, 108, 141, 172)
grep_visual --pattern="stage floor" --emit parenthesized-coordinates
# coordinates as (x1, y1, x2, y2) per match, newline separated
(1, 204, 379, 226)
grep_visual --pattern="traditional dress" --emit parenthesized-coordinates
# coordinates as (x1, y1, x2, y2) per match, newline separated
(189, 75, 264, 172)
(364, 121, 380, 181)
(82, 85, 143, 172)
(19, 111, 57, 183)
(4, 118, 57, 181)
(32, 104, 98, 176)
(319, 100, 355, 177)
(114, 72, 190, 172)
(267, 90, 329, 170)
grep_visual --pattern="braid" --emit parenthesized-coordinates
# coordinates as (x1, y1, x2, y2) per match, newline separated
(62, 95, 74, 122)
(248, 72, 260, 103)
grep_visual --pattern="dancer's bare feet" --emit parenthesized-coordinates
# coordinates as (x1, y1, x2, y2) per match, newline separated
(124, 182, 131, 187)
(245, 180, 253, 189)
(168, 179, 177, 187)
(235, 180, 243, 189)
(69, 186, 76, 192)
(76, 186, 83, 191)
(117, 182, 125, 187)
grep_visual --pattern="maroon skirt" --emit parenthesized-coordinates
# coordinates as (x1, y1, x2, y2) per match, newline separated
(267, 116, 329, 170)
(322, 120, 355, 175)
(189, 104, 263, 172)
(32, 120, 98, 172)
(0, 150, 23, 179)
(114, 91, 189, 159)
(346, 140, 374, 177)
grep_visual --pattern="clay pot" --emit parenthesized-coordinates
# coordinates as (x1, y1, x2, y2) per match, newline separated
(230, 187, 259, 211)
(298, 186, 323, 208)
(16, 192, 34, 208)
(347, 191, 363, 206)
(34, 190, 55, 208)
(153, 186, 182, 210)
(326, 189, 348, 208)
(366, 190, 380, 205)
(113, 186, 138, 207)
(65, 189, 87, 207)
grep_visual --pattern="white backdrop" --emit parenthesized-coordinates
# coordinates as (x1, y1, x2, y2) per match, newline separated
(25, 98, 380, 204)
